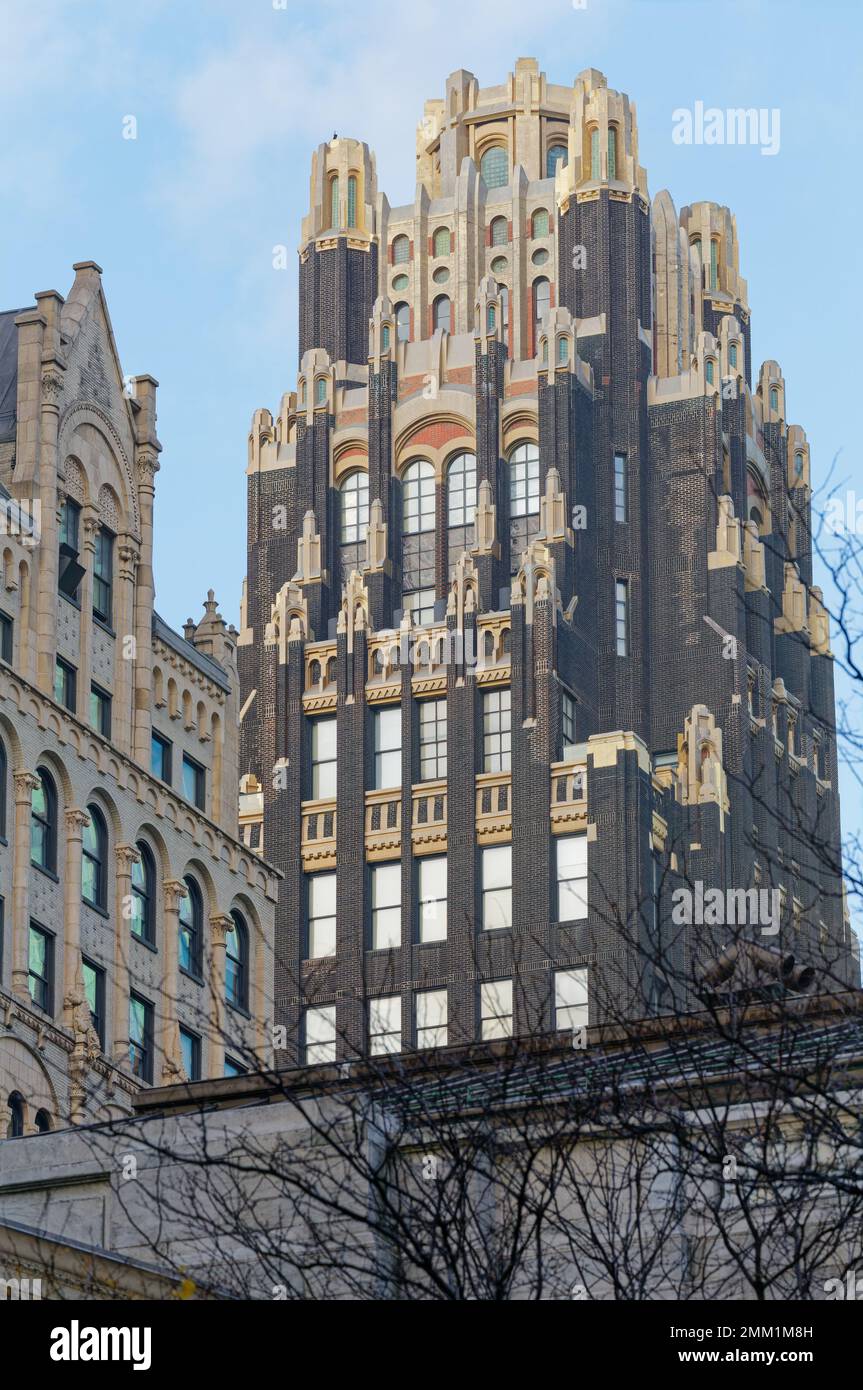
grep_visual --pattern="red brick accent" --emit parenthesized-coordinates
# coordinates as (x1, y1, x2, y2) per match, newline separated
(402, 420, 468, 450)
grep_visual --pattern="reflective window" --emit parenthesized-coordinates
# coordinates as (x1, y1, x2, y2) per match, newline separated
(555, 967, 588, 1030)
(311, 717, 337, 800)
(546, 143, 567, 177)
(483, 689, 511, 772)
(480, 979, 512, 1039)
(480, 146, 508, 188)
(419, 698, 447, 781)
(556, 835, 588, 921)
(403, 459, 435, 534)
(340, 472, 369, 543)
(416, 988, 448, 1049)
(433, 295, 451, 333)
(372, 863, 401, 949)
(373, 707, 401, 790)
(369, 994, 401, 1054)
(418, 856, 447, 942)
(447, 452, 476, 526)
(305, 1004, 337, 1064)
(509, 442, 540, 517)
(308, 872, 337, 958)
(226, 910, 248, 1008)
(482, 845, 512, 930)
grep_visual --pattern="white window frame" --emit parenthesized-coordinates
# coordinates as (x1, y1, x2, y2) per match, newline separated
(374, 706, 401, 789)
(305, 1004, 337, 1064)
(480, 979, 513, 1040)
(372, 861, 401, 949)
(311, 717, 337, 799)
(482, 844, 512, 930)
(416, 989, 448, 1049)
(369, 994, 401, 1055)
(307, 872, 337, 958)
(418, 855, 447, 942)
(555, 967, 588, 1031)
(556, 834, 588, 922)
(483, 688, 511, 772)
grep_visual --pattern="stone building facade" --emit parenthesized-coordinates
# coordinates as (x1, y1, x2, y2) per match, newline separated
(0, 262, 279, 1135)
(238, 59, 857, 1064)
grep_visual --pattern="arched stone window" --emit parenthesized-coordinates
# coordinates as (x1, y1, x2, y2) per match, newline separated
(447, 453, 477, 527)
(480, 146, 508, 188)
(433, 295, 451, 334)
(82, 804, 108, 910)
(31, 768, 57, 873)
(179, 876, 204, 978)
(226, 910, 248, 1010)
(433, 227, 451, 257)
(403, 461, 436, 534)
(490, 216, 508, 246)
(546, 143, 567, 177)
(340, 472, 369, 543)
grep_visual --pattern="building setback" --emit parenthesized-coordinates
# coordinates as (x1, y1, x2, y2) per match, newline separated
(238, 59, 858, 1064)
(0, 263, 278, 1134)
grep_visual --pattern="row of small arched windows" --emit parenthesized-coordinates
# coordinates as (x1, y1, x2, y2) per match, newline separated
(391, 209, 550, 267)
(337, 443, 541, 544)
(6, 1092, 51, 1138)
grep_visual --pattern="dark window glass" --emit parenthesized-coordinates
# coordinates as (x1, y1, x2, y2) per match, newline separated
(31, 769, 57, 873)
(131, 842, 155, 944)
(180, 1026, 201, 1081)
(182, 754, 205, 810)
(28, 923, 53, 1013)
(82, 805, 108, 910)
(179, 876, 203, 977)
(129, 993, 153, 1082)
(546, 143, 568, 177)
(90, 683, 111, 737)
(0, 611, 12, 664)
(82, 956, 105, 1046)
(58, 499, 84, 600)
(7, 1092, 24, 1138)
(54, 658, 77, 712)
(93, 528, 114, 624)
(225, 910, 248, 1009)
(151, 731, 172, 783)
(224, 1056, 245, 1078)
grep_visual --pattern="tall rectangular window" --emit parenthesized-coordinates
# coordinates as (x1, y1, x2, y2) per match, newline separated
(28, 923, 53, 1014)
(480, 979, 513, 1040)
(311, 717, 337, 799)
(372, 862, 401, 949)
(374, 707, 401, 789)
(416, 989, 448, 1049)
(482, 845, 512, 930)
(614, 453, 627, 523)
(93, 527, 114, 624)
(615, 580, 628, 657)
(151, 731, 172, 783)
(129, 993, 154, 1082)
(180, 1026, 202, 1081)
(54, 658, 77, 712)
(555, 967, 588, 1031)
(369, 994, 401, 1055)
(307, 872, 337, 958)
(90, 683, 112, 738)
(561, 689, 577, 749)
(418, 856, 447, 942)
(182, 754, 205, 810)
(404, 589, 436, 627)
(483, 689, 511, 772)
(556, 834, 588, 921)
(0, 611, 12, 664)
(419, 698, 447, 780)
(58, 499, 84, 601)
(82, 957, 105, 1048)
(304, 1004, 337, 1064)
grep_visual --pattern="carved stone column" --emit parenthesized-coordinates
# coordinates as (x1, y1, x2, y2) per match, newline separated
(159, 879, 186, 1083)
(209, 913, 232, 1079)
(63, 807, 91, 1025)
(112, 539, 139, 756)
(11, 771, 40, 1001)
(112, 843, 140, 1067)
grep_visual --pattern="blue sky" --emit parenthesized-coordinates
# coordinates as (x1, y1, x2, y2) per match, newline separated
(1, 0, 861, 913)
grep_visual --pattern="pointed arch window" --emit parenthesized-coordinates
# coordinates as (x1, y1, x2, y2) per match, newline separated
(403, 460, 436, 534)
(131, 842, 156, 944)
(480, 146, 508, 189)
(433, 227, 451, 257)
(546, 143, 568, 177)
(729, 343, 738, 369)
(226, 910, 249, 1010)
(381, 324, 390, 351)
(329, 175, 339, 229)
(486, 305, 496, 333)
(340, 471, 369, 543)
(179, 876, 203, 978)
(433, 295, 451, 334)
(31, 768, 57, 873)
(706, 360, 716, 386)
(447, 453, 477, 527)
(82, 804, 108, 910)
(347, 175, 358, 228)
(509, 442, 540, 518)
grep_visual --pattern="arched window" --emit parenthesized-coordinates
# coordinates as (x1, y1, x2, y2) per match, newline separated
(392, 235, 410, 264)
(533, 278, 550, 336)
(31, 768, 57, 873)
(34, 1109, 51, 1133)
(547, 143, 568, 178)
(794, 451, 805, 479)
(710, 239, 719, 291)
(82, 804, 108, 910)
(607, 127, 617, 181)
(395, 302, 410, 343)
(179, 876, 203, 977)
(347, 174, 358, 228)
(490, 216, 508, 247)
(480, 146, 508, 189)
(340, 472, 369, 543)
(329, 175, 339, 229)
(447, 453, 477, 526)
(486, 305, 496, 333)
(433, 227, 451, 257)
(729, 343, 738, 369)
(498, 284, 510, 335)
(381, 324, 390, 351)
(7, 1092, 24, 1138)
(0, 737, 6, 840)
(131, 842, 155, 944)
(433, 295, 451, 334)
(706, 360, 715, 386)
(557, 336, 569, 365)
(590, 128, 600, 180)
(403, 460, 436, 534)
(541, 336, 548, 365)
(226, 910, 249, 1010)
(769, 386, 779, 413)
(315, 378, 327, 405)
(532, 208, 549, 238)
(510, 442, 540, 517)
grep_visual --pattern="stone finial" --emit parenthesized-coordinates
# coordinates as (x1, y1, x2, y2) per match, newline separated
(775, 562, 808, 636)
(743, 520, 766, 591)
(265, 580, 310, 659)
(675, 704, 729, 829)
(708, 495, 742, 570)
(538, 467, 572, 545)
(293, 509, 324, 586)
(474, 274, 503, 346)
(513, 538, 557, 627)
(471, 479, 499, 558)
(339, 570, 370, 652)
(365, 498, 389, 573)
(449, 551, 479, 632)
(808, 587, 831, 657)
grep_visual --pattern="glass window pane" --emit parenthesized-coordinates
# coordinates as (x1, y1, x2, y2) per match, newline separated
(483, 844, 511, 890)
(480, 146, 508, 188)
